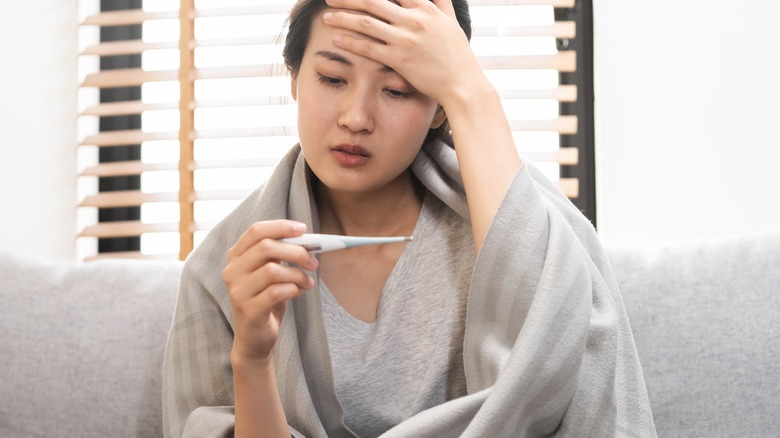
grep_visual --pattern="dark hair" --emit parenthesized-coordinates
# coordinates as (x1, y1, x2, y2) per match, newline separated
(282, 0, 472, 144)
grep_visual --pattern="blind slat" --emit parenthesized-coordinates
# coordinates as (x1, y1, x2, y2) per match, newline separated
(80, 25, 575, 58)
(81, 97, 293, 118)
(194, 96, 294, 108)
(193, 149, 576, 169)
(79, 161, 178, 177)
(194, 158, 281, 170)
(80, 68, 178, 88)
(558, 178, 578, 198)
(83, 252, 179, 261)
(193, 65, 284, 80)
(79, 130, 178, 147)
(521, 147, 577, 165)
(80, 40, 178, 57)
(80, 101, 178, 117)
(473, 21, 575, 38)
(193, 189, 251, 202)
(77, 149, 575, 180)
(79, 190, 179, 208)
(193, 5, 295, 17)
(510, 116, 578, 134)
(78, 175, 576, 210)
(79, 150, 576, 180)
(499, 85, 576, 101)
(79, 118, 577, 148)
(79, 4, 296, 28)
(80, 9, 179, 27)
(80, 66, 282, 88)
(195, 35, 285, 48)
(185, 180, 578, 202)
(78, 219, 220, 249)
(80, 35, 290, 58)
(81, 88, 574, 119)
(479, 52, 576, 72)
(80, 53, 575, 89)
(195, 119, 579, 138)
(79, 221, 179, 238)
(195, 127, 296, 139)
(469, 0, 575, 6)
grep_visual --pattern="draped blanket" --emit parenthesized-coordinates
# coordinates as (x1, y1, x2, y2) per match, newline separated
(162, 140, 657, 437)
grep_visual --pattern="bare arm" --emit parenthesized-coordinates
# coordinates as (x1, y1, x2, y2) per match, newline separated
(232, 357, 288, 438)
(442, 80, 521, 251)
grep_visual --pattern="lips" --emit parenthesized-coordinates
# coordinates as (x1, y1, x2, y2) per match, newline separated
(330, 144, 371, 167)
(331, 144, 371, 157)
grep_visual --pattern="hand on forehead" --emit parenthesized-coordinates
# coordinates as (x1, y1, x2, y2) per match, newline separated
(322, 7, 387, 45)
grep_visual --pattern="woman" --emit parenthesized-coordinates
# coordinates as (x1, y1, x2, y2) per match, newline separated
(163, 0, 657, 436)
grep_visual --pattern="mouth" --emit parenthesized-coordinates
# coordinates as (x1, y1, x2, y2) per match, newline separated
(330, 144, 371, 157)
(330, 144, 371, 167)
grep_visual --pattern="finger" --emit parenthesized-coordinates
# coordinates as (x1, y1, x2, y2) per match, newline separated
(324, 9, 398, 45)
(229, 261, 313, 301)
(230, 235, 318, 279)
(326, 0, 401, 22)
(331, 32, 393, 66)
(253, 282, 309, 310)
(229, 220, 306, 260)
(430, 0, 456, 20)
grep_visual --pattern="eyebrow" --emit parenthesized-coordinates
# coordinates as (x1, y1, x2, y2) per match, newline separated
(314, 50, 395, 74)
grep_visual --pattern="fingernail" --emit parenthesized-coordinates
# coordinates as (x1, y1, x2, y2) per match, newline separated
(292, 222, 306, 232)
(308, 256, 319, 271)
(323, 12, 333, 22)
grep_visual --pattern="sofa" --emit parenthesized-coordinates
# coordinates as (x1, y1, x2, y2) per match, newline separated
(1, 233, 778, 437)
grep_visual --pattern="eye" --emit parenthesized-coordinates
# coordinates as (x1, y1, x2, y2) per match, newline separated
(385, 88, 415, 99)
(317, 73, 343, 86)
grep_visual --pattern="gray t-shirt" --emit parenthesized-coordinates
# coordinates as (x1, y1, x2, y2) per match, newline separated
(321, 192, 475, 437)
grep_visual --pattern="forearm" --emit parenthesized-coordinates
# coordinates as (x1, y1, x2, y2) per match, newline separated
(443, 80, 521, 252)
(232, 355, 290, 438)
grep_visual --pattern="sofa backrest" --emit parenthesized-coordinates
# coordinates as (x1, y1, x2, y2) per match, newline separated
(610, 233, 780, 437)
(0, 249, 182, 438)
(2, 233, 778, 437)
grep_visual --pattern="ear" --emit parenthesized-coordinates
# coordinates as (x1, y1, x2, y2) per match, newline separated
(430, 106, 446, 129)
(290, 71, 299, 101)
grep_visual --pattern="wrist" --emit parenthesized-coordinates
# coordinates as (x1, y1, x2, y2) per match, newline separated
(439, 73, 501, 116)
(440, 77, 500, 127)
(231, 348, 275, 374)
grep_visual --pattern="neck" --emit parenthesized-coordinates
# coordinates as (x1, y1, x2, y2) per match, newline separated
(315, 170, 424, 237)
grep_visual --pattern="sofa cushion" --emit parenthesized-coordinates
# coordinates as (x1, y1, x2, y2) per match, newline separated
(0, 249, 182, 438)
(610, 234, 780, 438)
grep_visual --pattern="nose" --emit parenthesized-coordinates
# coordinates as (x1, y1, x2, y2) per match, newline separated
(337, 86, 375, 134)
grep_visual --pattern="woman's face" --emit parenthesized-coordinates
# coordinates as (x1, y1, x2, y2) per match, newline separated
(291, 9, 444, 196)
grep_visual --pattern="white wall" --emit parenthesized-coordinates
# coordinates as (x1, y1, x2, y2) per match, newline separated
(0, 0, 78, 260)
(594, 0, 780, 247)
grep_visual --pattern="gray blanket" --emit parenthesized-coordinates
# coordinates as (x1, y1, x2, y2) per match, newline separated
(162, 140, 657, 437)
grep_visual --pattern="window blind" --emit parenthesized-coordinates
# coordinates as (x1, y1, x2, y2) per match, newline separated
(77, 0, 587, 261)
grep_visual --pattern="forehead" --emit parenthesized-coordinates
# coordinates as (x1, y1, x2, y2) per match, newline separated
(304, 8, 385, 60)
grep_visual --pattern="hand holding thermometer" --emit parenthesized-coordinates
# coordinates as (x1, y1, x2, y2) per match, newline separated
(281, 233, 413, 254)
